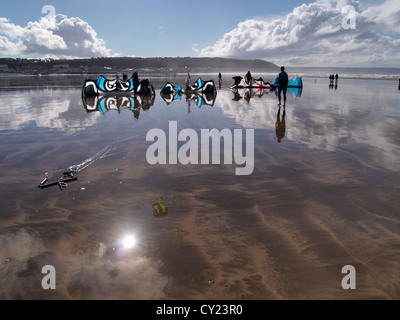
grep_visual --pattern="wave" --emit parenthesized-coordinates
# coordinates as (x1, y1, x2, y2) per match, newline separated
(287, 67, 400, 80)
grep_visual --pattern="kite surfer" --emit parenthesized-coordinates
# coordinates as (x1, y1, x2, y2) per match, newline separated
(278, 66, 288, 107)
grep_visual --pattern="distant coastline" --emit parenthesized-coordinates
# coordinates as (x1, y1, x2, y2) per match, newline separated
(0, 57, 398, 81)
(0, 57, 279, 76)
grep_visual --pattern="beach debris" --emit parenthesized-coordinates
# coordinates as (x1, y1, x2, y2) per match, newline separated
(152, 197, 168, 218)
(38, 169, 78, 191)
(40, 173, 49, 185)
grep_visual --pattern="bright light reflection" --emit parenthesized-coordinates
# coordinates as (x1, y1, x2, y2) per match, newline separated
(121, 235, 136, 249)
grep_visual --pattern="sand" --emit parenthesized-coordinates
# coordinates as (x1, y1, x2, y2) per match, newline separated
(0, 76, 399, 299)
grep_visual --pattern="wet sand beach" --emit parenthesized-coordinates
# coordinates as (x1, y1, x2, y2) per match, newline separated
(0, 74, 399, 299)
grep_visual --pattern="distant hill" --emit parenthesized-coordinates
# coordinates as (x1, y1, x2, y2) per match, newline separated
(0, 57, 279, 74)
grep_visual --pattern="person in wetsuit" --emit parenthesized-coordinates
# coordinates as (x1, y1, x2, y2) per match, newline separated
(278, 66, 288, 107)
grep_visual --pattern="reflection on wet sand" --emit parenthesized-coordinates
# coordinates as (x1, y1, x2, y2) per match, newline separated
(1, 78, 400, 300)
(218, 84, 399, 171)
(230, 86, 302, 104)
(231, 87, 272, 103)
(160, 91, 217, 115)
(82, 94, 155, 120)
(0, 88, 99, 132)
(160, 92, 183, 105)
(185, 92, 216, 115)
(275, 107, 286, 143)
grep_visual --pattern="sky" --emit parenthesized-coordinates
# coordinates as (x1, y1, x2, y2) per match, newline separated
(0, 0, 399, 67)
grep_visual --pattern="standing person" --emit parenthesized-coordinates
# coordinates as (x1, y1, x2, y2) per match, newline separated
(186, 69, 191, 87)
(329, 74, 334, 88)
(278, 66, 288, 107)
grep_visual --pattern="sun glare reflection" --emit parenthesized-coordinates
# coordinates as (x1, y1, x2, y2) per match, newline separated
(121, 235, 136, 249)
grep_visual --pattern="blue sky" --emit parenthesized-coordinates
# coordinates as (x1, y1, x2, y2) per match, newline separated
(1, 0, 314, 57)
(0, 0, 399, 67)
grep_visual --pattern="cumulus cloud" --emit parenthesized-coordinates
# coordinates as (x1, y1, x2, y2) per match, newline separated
(0, 14, 113, 58)
(192, 43, 200, 53)
(199, 0, 400, 66)
(362, 0, 400, 33)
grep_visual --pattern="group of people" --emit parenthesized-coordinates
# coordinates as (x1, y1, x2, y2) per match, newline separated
(329, 74, 339, 81)
(187, 66, 290, 107)
(329, 73, 339, 89)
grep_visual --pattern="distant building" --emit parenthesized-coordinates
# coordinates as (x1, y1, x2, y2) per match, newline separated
(53, 64, 70, 72)
(88, 66, 113, 73)
(0, 64, 8, 69)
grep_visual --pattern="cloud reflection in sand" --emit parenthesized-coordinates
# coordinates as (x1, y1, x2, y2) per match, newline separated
(0, 89, 99, 133)
(216, 81, 400, 172)
(0, 229, 168, 299)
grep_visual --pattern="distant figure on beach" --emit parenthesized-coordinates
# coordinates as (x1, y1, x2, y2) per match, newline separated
(218, 72, 222, 88)
(276, 106, 286, 143)
(335, 74, 339, 80)
(277, 66, 288, 107)
(398, 78, 400, 90)
(329, 74, 334, 88)
(186, 71, 191, 87)
(245, 70, 252, 84)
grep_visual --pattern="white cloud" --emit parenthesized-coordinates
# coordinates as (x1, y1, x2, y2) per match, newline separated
(192, 43, 200, 53)
(362, 0, 400, 33)
(0, 14, 113, 58)
(0, 17, 26, 38)
(200, 0, 400, 67)
(0, 35, 24, 55)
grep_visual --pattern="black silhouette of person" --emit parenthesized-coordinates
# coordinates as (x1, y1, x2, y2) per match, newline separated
(275, 106, 286, 143)
(278, 66, 288, 106)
